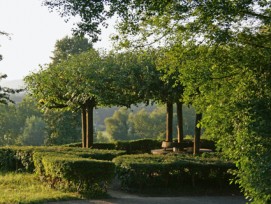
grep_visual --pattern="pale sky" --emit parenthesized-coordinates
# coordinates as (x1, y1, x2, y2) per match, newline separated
(0, 0, 114, 80)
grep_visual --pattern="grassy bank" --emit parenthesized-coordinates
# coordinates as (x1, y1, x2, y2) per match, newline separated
(0, 173, 81, 204)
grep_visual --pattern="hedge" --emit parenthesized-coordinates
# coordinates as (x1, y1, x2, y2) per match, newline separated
(63, 138, 216, 153)
(113, 154, 236, 192)
(34, 152, 115, 197)
(0, 146, 125, 173)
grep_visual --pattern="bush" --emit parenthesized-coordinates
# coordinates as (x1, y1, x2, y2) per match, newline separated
(63, 142, 117, 150)
(113, 153, 236, 193)
(115, 139, 162, 154)
(0, 146, 36, 172)
(34, 152, 115, 197)
(0, 146, 125, 173)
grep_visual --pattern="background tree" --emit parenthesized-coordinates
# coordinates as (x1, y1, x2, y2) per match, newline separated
(44, 110, 81, 145)
(104, 107, 131, 141)
(16, 116, 46, 146)
(51, 35, 92, 64)
(129, 106, 167, 140)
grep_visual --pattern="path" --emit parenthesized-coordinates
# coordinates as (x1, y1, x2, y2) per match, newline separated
(47, 189, 247, 204)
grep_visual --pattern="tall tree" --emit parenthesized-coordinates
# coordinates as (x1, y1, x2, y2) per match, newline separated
(25, 49, 103, 148)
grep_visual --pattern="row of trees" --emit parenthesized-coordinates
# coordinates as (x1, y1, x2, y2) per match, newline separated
(40, 0, 271, 202)
(25, 36, 187, 148)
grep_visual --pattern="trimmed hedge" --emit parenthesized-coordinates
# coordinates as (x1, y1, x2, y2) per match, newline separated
(0, 146, 125, 173)
(113, 154, 236, 192)
(0, 146, 36, 172)
(64, 138, 216, 153)
(34, 152, 115, 197)
(115, 139, 162, 154)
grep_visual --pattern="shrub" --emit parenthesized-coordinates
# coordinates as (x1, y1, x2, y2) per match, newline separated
(92, 143, 116, 150)
(115, 139, 162, 154)
(113, 154, 236, 192)
(34, 152, 115, 197)
(0, 146, 36, 172)
(0, 146, 125, 173)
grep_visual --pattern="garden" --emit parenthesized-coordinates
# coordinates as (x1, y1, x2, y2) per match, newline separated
(0, 139, 241, 203)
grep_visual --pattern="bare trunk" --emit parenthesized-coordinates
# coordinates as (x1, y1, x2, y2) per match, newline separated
(86, 104, 94, 148)
(166, 102, 173, 142)
(193, 113, 202, 155)
(177, 102, 184, 144)
(81, 108, 87, 148)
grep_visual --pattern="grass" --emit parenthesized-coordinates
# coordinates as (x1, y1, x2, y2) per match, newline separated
(0, 172, 82, 204)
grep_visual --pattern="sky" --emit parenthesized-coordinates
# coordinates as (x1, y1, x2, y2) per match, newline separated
(0, 0, 114, 81)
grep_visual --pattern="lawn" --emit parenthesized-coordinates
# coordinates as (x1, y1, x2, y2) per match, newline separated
(0, 173, 81, 204)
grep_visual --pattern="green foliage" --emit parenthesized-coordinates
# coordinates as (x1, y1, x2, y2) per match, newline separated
(34, 152, 115, 197)
(42, 0, 271, 201)
(0, 146, 125, 173)
(104, 104, 196, 141)
(51, 35, 93, 64)
(115, 139, 162, 154)
(129, 107, 166, 139)
(104, 107, 130, 141)
(113, 154, 236, 192)
(44, 110, 81, 145)
(0, 146, 36, 172)
(17, 116, 47, 146)
(0, 96, 45, 146)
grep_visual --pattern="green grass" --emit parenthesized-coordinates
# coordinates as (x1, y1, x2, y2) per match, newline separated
(0, 172, 81, 204)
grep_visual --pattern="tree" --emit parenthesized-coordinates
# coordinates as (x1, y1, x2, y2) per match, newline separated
(44, 110, 81, 145)
(51, 35, 93, 64)
(25, 48, 103, 148)
(0, 96, 43, 146)
(25, 36, 97, 148)
(129, 106, 167, 140)
(104, 107, 130, 141)
(17, 116, 46, 146)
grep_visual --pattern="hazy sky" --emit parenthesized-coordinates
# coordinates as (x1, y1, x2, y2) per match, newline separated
(0, 0, 113, 80)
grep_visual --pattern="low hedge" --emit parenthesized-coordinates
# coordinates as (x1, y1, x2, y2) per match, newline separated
(0, 146, 125, 173)
(63, 142, 116, 150)
(0, 146, 36, 172)
(34, 152, 115, 197)
(115, 139, 162, 154)
(64, 138, 216, 153)
(113, 154, 236, 192)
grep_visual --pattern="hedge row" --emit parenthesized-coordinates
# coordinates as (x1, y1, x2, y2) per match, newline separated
(113, 154, 236, 192)
(0, 146, 125, 197)
(65, 138, 216, 154)
(33, 152, 115, 197)
(0, 146, 125, 173)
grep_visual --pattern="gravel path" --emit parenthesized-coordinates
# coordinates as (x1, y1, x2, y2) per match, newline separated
(47, 189, 247, 204)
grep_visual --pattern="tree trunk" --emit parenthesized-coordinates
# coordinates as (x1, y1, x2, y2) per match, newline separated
(86, 104, 94, 148)
(176, 101, 184, 144)
(193, 113, 202, 155)
(81, 107, 87, 148)
(166, 102, 173, 142)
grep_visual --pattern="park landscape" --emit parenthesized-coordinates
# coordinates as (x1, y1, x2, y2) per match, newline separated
(0, 0, 271, 203)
